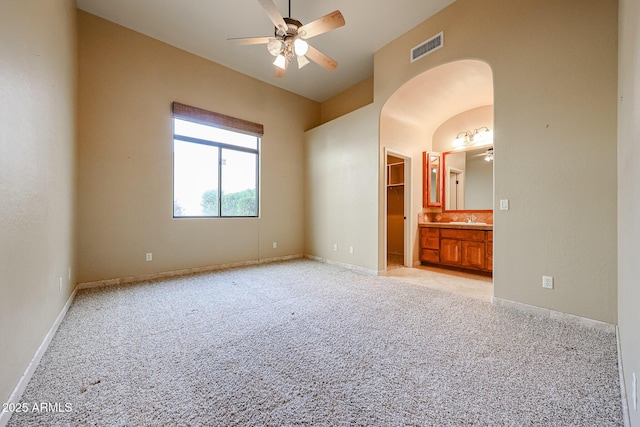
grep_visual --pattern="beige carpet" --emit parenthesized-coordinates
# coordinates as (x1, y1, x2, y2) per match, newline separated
(8, 259, 622, 426)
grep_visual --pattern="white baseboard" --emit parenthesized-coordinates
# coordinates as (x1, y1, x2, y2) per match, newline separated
(78, 254, 304, 290)
(617, 326, 631, 427)
(0, 287, 78, 427)
(304, 255, 381, 275)
(491, 296, 616, 333)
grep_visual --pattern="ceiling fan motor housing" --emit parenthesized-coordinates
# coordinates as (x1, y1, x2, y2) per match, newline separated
(276, 17, 303, 39)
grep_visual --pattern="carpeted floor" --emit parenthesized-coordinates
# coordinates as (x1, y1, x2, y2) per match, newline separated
(8, 259, 622, 426)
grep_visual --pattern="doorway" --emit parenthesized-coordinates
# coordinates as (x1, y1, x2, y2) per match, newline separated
(447, 168, 464, 210)
(385, 150, 411, 270)
(379, 60, 494, 300)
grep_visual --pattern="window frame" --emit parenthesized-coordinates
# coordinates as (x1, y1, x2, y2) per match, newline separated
(171, 102, 262, 219)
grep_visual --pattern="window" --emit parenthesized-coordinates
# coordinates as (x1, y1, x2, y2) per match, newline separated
(171, 102, 262, 218)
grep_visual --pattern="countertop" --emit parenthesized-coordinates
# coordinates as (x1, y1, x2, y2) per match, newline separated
(418, 222, 493, 231)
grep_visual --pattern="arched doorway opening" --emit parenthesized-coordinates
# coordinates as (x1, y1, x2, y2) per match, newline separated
(380, 59, 494, 300)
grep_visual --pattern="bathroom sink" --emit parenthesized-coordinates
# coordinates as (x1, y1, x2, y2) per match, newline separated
(449, 222, 488, 225)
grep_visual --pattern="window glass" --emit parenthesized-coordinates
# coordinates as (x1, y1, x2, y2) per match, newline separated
(173, 140, 219, 217)
(221, 149, 257, 217)
(174, 119, 258, 150)
(173, 119, 259, 218)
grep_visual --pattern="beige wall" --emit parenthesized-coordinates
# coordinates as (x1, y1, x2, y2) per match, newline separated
(76, 12, 320, 283)
(320, 76, 373, 124)
(618, 0, 640, 422)
(375, 0, 618, 324)
(0, 0, 77, 406)
(304, 105, 380, 272)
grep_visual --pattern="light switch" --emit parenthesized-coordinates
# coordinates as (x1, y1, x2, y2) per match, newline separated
(500, 199, 509, 211)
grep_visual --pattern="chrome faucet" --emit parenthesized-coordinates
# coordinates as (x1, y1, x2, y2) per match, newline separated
(466, 215, 476, 224)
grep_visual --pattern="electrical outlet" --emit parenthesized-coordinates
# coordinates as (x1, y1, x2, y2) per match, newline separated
(633, 372, 637, 411)
(272, 242, 277, 249)
(542, 276, 553, 289)
(333, 244, 338, 251)
(146, 253, 152, 261)
(349, 247, 354, 254)
(500, 199, 509, 211)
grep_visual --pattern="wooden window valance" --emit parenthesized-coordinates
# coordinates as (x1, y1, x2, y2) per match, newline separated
(171, 102, 264, 137)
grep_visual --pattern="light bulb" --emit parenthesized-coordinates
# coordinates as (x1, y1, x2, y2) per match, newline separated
(294, 38, 308, 56)
(267, 39, 283, 57)
(273, 54, 287, 70)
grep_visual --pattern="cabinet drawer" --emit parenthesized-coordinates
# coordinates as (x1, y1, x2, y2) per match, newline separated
(420, 249, 439, 263)
(420, 228, 440, 250)
(440, 228, 486, 241)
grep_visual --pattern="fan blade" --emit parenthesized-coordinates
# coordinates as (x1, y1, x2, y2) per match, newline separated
(305, 45, 338, 71)
(298, 10, 345, 39)
(257, 0, 287, 34)
(228, 36, 273, 45)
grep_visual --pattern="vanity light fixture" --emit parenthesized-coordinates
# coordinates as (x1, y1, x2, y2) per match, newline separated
(453, 127, 493, 148)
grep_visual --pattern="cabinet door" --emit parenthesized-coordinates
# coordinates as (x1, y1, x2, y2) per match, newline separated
(440, 239, 461, 265)
(423, 152, 442, 208)
(461, 240, 485, 269)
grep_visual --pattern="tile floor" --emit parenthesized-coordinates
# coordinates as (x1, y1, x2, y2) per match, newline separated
(385, 256, 493, 302)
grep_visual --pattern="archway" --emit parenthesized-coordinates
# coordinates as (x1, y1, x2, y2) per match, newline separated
(380, 60, 494, 295)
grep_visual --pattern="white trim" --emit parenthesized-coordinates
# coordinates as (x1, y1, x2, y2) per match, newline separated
(304, 255, 381, 276)
(491, 297, 616, 333)
(78, 254, 304, 290)
(618, 326, 631, 427)
(0, 287, 78, 427)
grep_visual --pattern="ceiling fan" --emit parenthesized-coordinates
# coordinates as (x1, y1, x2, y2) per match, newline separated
(471, 147, 494, 161)
(229, 0, 345, 78)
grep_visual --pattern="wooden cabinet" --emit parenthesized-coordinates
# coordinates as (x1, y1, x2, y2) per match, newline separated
(440, 238, 461, 264)
(486, 231, 493, 272)
(419, 227, 440, 263)
(461, 240, 485, 269)
(423, 152, 442, 208)
(419, 226, 492, 273)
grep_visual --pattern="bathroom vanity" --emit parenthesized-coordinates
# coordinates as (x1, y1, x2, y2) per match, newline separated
(419, 222, 493, 273)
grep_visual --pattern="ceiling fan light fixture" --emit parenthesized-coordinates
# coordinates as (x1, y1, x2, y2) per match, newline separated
(293, 38, 308, 56)
(267, 39, 283, 56)
(273, 54, 287, 69)
(297, 54, 310, 69)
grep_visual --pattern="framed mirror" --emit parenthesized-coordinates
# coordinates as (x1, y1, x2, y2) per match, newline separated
(443, 146, 493, 211)
(423, 152, 442, 207)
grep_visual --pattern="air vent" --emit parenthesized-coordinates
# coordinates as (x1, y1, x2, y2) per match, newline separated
(410, 31, 443, 63)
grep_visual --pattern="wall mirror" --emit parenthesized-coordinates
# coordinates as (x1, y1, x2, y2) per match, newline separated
(423, 152, 441, 207)
(443, 146, 493, 211)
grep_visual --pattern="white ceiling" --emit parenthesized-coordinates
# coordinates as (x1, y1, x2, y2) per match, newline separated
(75, 0, 456, 102)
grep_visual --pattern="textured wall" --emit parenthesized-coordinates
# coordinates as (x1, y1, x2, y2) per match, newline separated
(375, 0, 618, 323)
(320, 76, 374, 124)
(304, 105, 380, 273)
(0, 0, 77, 406)
(76, 12, 320, 283)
